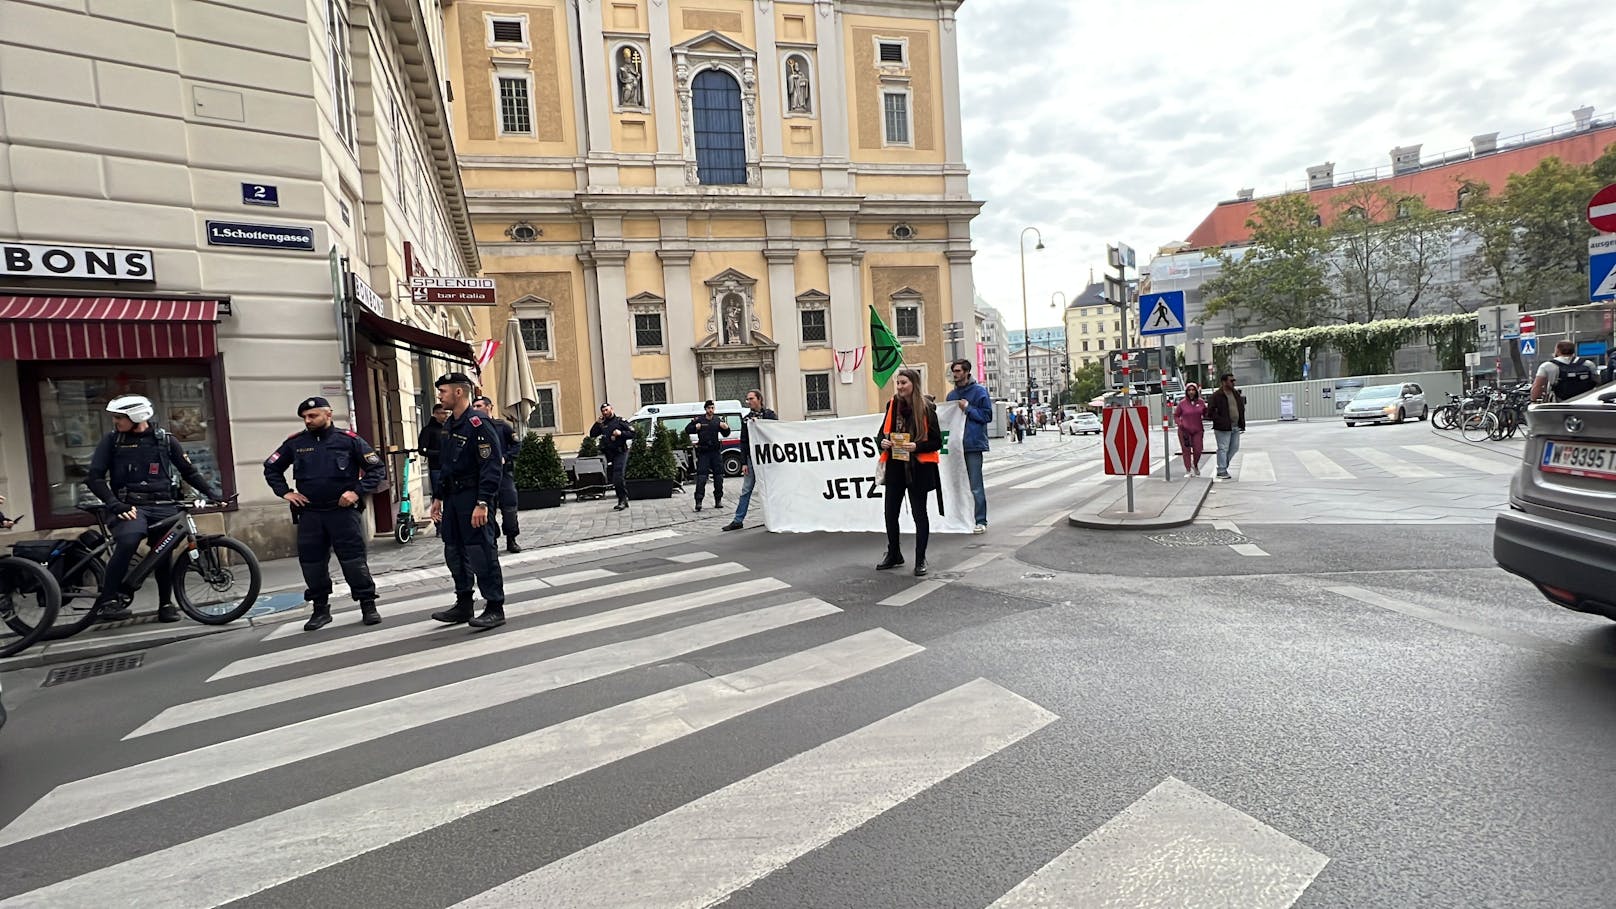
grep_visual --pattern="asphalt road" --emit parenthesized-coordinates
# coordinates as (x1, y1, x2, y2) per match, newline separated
(3, 421, 1611, 908)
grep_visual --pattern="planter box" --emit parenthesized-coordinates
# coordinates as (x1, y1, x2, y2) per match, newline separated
(626, 478, 679, 500)
(518, 488, 564, 509)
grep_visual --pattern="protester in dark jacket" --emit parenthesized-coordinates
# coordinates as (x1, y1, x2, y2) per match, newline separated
(1204, 373, 1247, 480)
(589, 403, 636, 510)
(876, 367, 942, 577)
(945, 358, 993, 531)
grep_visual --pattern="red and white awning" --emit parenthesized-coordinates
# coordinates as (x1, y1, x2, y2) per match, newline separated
(0, 295, 222, 360)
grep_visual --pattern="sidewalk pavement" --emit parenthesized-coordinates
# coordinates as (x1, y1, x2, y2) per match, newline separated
(1068, 470, 1212, 530)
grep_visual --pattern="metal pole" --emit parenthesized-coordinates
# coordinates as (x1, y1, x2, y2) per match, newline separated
(1118, 256, 1133, 512)
(1160, 333, 1172, 482)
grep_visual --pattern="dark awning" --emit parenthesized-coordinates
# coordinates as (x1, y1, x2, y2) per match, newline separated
(353, 306, 476, 366)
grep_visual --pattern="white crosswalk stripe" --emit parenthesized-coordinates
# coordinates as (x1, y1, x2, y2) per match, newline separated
(1405, 443, 1518, 476)
(1294, 448, 1355, 480)
(0, 555, 1326, 909)
(1234, 450, 1276, 483)
(1348, 446, 1441, 479)
(1009, 460, 1101, 489)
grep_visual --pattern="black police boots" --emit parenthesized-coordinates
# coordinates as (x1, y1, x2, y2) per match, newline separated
(876, 551, 905, 571)
(432, 598, 475, 624)
(304, 600, 332, 632)
(360, 600, 381, 626)
(469, 603, 506, 629)
(506, 536, 522, 554)
(156, 604, 182, 623)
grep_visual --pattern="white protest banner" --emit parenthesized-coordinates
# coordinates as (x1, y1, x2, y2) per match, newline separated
(748, 407, 974, 534)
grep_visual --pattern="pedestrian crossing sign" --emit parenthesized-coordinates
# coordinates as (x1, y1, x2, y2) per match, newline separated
(1520, 337, 1538, 356)
(1138, 291, 1186, 336)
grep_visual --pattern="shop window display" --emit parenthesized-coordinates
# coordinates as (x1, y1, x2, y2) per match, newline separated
(35, 366, 224, 517)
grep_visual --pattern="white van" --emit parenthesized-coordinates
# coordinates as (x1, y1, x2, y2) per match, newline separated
(630, 400, 748, 476)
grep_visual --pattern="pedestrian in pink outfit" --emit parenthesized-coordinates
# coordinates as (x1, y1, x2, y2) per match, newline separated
(1173, 384, 1208, 476)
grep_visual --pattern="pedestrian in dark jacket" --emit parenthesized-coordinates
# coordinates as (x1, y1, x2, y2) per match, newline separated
(589, 403, 636, 510)
(945, 358, 993, 531)
(684, 400, 731, 512)
(1204, 373, 1247, 479)
(418, 405, 449, 494)
(877, 367, 942, 577)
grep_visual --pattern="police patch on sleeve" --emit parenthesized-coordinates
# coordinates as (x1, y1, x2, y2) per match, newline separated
(478, 442, 492, 460)
(267, 451, 281, 464)
(469, 416, 482, 427)
(364, 452, 381, 466)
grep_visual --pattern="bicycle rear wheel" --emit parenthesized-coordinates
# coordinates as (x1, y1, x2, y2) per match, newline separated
(173, 536, 261, 625)
(1432, 405, 1456, 430)
(38, 554, 107, 641)
(0, 556, 62, 658)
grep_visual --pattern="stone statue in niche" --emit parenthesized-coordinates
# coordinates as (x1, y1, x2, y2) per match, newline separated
(617, 46, 645, 108)
(722, 294, 744, 345)
(786, 57, 811, 114)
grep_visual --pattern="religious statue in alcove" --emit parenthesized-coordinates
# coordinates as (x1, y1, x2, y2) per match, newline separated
(786, 57, 811, 114)
(722, 295, 745, 345)
(617, 47, 645, 108)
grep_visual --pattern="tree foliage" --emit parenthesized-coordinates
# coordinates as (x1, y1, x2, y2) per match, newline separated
(1328, 184, 1454, 322)
(1067, 361, 1105, 406)
(1201, 193, 1333, 330)
(515, 432, 566, 490)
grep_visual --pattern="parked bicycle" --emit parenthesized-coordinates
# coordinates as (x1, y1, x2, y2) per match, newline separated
(0, 508, 61, 659)
(2, 495, 261, 649)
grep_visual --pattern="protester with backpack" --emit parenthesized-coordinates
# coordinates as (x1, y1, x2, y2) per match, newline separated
(1531, 340, 1601, 403)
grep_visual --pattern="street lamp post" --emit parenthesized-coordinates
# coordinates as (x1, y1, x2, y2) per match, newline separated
(1019, 226, 1043, 408)
(1050, 291, 1067, 412)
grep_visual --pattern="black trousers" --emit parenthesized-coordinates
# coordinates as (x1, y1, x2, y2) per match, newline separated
(296, 506, 376, 603)
(102, 503, 178, 606)
(441, 490, 504, 604)
(693, 450, 724, 504)
(608, 450, 629, 502)
(882, 483, 930, 562)
(488, 473, 519, 539)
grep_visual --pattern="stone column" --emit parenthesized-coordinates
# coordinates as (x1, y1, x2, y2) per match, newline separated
(575, 0, 617, 185)
(947, 246, 978, 363)
(755, 0, 790, 188)
(813, 0, 849, 191)
(658, 247, 699, 400)
(936, 1, 969, 195)
(589, 249, 634, 406)
(824, 244, 864, 413)
(764, 247, 802, 419)
(647, 0, 686, 187)
(578, 254, 608, 405)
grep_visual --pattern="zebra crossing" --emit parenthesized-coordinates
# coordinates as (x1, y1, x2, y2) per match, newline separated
(0, 553, 1326, 908)
(1222, 442, 1519, 483)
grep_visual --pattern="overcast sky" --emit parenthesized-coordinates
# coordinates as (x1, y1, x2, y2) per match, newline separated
(955, 0, 1608, 331)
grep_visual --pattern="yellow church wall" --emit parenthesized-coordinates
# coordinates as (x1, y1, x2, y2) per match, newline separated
(852, 173, 947, 196)
(669, 0, 756, 44)
(448, 1, 580, 158)
(688, 250, 771, 337)
(844, 15, 944, 166)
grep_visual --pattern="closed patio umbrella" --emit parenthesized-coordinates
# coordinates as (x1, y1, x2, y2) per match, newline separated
(499, 317, 538, 427)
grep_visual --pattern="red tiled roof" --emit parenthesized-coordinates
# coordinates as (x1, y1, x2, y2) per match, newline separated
(1185, 125, 1616, 249)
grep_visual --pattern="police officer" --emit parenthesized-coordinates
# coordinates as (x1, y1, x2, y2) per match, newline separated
(429, 372, 507, 629)
(264, 396, 387, 631)
(683, 400, 730, 512)
(472, 395, 523, 554)
(590, 403, 636, 510)
(86, 394, 223, 622)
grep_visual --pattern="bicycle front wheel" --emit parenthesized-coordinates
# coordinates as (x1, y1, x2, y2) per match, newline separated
(1461, 411, 1498, 442)
(1432, 405, 1456, 430)
(173, 536, 261, 625)
(0, 556, 62, 658)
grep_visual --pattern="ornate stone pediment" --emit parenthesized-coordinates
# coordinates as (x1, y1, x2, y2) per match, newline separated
(672, 30, 754, 57)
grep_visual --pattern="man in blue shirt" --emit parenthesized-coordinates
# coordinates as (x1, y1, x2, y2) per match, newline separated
(945, 359, 993, 533)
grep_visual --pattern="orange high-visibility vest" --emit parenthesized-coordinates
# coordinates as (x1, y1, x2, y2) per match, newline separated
(879, 399, 940, 465)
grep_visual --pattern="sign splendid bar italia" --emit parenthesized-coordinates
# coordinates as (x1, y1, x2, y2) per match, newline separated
(409, 276, 496, 305)
(1, 242, 156, 281)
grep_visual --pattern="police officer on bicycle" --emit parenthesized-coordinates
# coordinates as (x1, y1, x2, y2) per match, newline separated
(429, 373, 507, 629)
(472, 394, 523, 554)
(264, 396, 387, 631)
(86, 394, 223, 623)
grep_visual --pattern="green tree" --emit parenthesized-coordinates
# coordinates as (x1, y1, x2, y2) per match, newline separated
(515, 432, 566, 490)
(1201, 193, 1334, 329)
(1504, 156, 1600, 306)
(1067, 361, 1105, 406)
(1458, 182, 1528, 311)
(578, 435, 601, 458)
(1328, 184, 1452, 322)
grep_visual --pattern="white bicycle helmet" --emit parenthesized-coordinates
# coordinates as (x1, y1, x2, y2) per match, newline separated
(106, 394, 155, 424)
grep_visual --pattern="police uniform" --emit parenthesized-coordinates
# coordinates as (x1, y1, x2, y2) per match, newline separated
(432, 375, 506, 623)
(86, 426, 221, 621)
(683, 411, 731, 511)
(264, 397, 386, 629)
(474, 396, 522, 550)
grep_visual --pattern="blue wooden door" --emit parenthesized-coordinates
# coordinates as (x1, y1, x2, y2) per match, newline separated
(692, 70, 746, 185)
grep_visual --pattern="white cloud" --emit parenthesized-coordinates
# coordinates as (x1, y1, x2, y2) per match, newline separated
(957, 0, 1609, 330)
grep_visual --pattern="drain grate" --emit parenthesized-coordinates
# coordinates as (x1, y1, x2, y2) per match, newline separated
(1146, 529, 1253, 547)
(42, 653, 145, 687)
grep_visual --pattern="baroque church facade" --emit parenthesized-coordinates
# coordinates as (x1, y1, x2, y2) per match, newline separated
(444, 0, 981, 435)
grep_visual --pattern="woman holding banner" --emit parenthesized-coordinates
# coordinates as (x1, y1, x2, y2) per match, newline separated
(877, 367, 942, 577)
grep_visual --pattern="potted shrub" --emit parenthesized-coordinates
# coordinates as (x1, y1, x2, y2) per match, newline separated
(515, 432, 566, 509)
(578, 435, 601, 458)
(625, 427, 679, 500)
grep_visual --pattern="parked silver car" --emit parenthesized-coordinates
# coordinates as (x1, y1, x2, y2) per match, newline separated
(1343, 382, 1429, 426)
(1494, 383, 1616, 618)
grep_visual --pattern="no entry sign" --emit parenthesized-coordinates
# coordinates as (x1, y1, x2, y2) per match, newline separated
(1589, 183, 1616, 233)
(1518, 314, 1536, 338)
(1103, 405, 1149, 476)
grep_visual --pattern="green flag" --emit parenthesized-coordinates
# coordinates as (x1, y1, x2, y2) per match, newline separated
(869, 305, 903, 387)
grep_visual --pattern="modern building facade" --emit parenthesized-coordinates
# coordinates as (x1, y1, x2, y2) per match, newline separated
(444, 0, 981, 437)
(0, 0, 479, 554)
(973, 295, 1009, 398)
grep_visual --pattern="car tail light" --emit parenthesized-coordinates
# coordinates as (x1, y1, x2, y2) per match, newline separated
(1540, 584, 1579, 606)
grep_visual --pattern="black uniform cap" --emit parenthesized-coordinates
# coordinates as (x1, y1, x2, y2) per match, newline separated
(435, 372, 474, 388)
(473, 395, 494, 407)
(298, 396, 331, 415)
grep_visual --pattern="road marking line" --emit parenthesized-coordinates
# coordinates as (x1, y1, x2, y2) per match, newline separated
(1294, 449, 1354, 480)
(878, 579, 947, 607)
(7, 631, 921, 909)
(236, 563, 746, 673)
(1017, 508, 1072, 539)
(0, 597, 832, 850)
(1236, 451, 1276, 483)
(664, 551, 717, 564)
(1230, 543, 1270, 557)
(1406, 444, 1517, 476)
(1348, 447, 1440, 479)
(951, 551, 1002, 573)
(1009, 461, 1100, 490)
(134, 573, 783, 737)
(1212, 520, 1242, 533)
(454, 679, 1056, 909)
(987, 776, 1327, 909)
(1327, 585, 1616, 669)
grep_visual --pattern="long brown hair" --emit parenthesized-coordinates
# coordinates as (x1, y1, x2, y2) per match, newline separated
(891, 367, 930, 439)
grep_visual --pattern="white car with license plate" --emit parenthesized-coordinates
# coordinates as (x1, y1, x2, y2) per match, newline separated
(1062, 412, 1102, 435)
(1494, 382, 1616, 618)
(1342, 383, 1429, 426)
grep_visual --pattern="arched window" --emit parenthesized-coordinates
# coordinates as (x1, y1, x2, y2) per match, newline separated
(692, 69, 746, 185)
